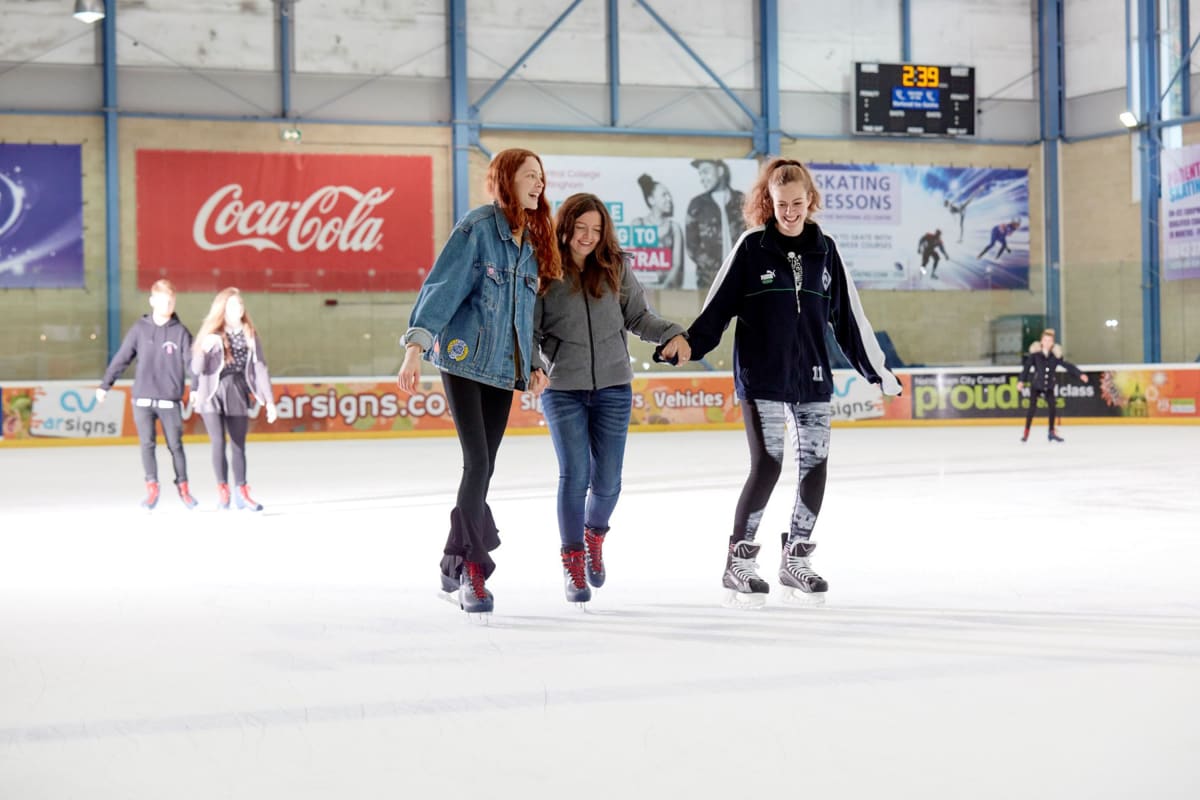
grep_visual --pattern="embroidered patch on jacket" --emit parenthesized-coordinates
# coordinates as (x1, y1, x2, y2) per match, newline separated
(821, 267, 832, 291)
(161, 341, 178, 355)
(759, 270, 775, 284)
(447, 339, 470, 361)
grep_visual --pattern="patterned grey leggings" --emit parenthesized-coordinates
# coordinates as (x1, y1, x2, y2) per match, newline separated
(733, 399, 831, 545)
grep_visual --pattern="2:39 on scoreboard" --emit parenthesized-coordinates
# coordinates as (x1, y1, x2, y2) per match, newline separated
(853, 62, 976, 137)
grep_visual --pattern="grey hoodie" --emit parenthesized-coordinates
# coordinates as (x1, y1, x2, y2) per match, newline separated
(534, 261, 685, 391)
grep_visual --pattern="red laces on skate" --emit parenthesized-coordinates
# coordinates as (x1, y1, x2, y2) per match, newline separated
(562, 549, 587, 589)
(584, 532, 604, 574)
(466, 563, 488, 600)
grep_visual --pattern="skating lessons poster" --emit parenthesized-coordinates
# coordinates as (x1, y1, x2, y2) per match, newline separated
(540, 155, 759, 290)
(809, 163, 1030, 290)
(1160, 143, 1200, 281)
(0, 144, 85, 289)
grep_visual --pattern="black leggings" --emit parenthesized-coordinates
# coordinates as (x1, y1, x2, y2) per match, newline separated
(441, 372, 513, 576)
(201, 413, 250, 485)
(1024, 387, 1057, 430)
(734, 400, 831, 547)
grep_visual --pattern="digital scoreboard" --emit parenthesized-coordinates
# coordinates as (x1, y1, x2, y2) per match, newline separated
(853, 62, 976, 137)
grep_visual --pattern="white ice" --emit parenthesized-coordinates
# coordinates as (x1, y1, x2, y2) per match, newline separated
(1, 424, 1198, 799)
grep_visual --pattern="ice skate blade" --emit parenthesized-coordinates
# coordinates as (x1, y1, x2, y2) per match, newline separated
(437, 590, 460, 607)
(464, 611, 492, 625)
(721, 589, 767, 610)
(781, 588, 827, 607)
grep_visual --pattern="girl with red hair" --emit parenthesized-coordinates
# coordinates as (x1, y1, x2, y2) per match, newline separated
(399, 148, 562, 615)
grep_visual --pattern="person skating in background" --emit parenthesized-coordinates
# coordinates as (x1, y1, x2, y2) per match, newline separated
(944, 189, 977, 243)
(191, 287, 278, 511)
(662, 158, 901, 608)
(917, 228, 948, 278)
(398, 148, 562, 616)
(686, 158, 746, 289)
(96, 278, 199, 510)
(979, 219, 1021, 259)
(1016, 328, 1088, 443)
(535, 193, 690, 604)
(631, 174, 685, 289)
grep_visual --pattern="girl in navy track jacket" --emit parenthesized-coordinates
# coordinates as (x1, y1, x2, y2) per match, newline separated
(664, 158, 901, 608)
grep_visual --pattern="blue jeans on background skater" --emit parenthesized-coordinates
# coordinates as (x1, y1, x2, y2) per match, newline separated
(541, 384, 633, 546)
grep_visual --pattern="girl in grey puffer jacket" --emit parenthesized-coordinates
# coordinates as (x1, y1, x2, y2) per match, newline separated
(533, 193, 690, 604)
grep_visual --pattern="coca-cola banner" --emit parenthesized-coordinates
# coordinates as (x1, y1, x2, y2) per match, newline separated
(136, 150, 434, 292)
(0, 144, 85, 289)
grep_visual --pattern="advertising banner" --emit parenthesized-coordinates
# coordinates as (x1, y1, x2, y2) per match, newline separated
(1160, 143, 1200, 281)
(809, 163, 1030, 290)
(0, 144, 85, 289)
(135, 150, 434, 292)
(3, 368, 1195, 445)
(541, 155, 760, 290)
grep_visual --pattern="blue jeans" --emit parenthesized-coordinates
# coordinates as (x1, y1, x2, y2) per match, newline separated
(541, 384, 632, 546)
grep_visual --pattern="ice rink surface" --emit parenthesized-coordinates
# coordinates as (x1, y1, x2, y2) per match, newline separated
(1, 424, 1198, 799)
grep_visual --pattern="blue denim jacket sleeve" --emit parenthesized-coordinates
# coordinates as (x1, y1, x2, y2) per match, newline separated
(403, 224, 480, 353)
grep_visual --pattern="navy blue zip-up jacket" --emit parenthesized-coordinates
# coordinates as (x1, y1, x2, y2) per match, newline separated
(680, 220, 901, 403)
(100, 313, 194, 401)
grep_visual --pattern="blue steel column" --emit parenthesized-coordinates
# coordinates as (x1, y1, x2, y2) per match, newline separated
(901, 0, 912, 61)
(279, 0, 293, 117)
(449, 0, 470, 221)
(608, 0, 620, 125)
(1181, 0, 1190, 116)
(1139, 0, 1162, 362)
(103, 0, 121, 359)
(758, 0, 780, 155)
(1038, 0, 1064, 335)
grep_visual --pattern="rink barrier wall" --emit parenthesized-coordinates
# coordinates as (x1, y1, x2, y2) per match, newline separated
(3, 365, 1199, 447)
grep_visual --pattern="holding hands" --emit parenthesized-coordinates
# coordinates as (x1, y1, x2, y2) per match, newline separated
(654, 334, 691, 366)
(529, 369, 549, 396)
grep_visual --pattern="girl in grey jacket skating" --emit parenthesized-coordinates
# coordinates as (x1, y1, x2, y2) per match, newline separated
(534, 193, 689, 604)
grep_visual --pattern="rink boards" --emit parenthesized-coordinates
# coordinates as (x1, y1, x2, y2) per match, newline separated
(3, 363, 1199, 446)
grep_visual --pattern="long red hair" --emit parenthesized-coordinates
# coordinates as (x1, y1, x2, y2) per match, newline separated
(555, 193, 623, 299)
(487, 149, 562, 292)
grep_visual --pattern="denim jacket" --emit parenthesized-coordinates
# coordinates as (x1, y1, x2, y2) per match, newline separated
(403, 203, 540, 390)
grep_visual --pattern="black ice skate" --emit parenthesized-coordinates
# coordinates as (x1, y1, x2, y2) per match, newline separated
(1048, 429, 1065, 442)
(459, 561, 494, 615)
(722, 540, 769, 609)
(1020, 427, 1030, 443)
(584, 527, 607, 588)
(779, 535, 828, 607)
(561, 544, 592, 605)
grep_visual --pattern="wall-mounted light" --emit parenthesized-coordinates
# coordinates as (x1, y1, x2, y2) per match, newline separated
(280, 127, 302, 142)
(1105, 319, 1120, 328)
(73, 0, 105, 24)
(1119, 111, 1140, 129)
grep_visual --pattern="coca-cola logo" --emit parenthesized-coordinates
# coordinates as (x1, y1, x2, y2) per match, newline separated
(192, 183, 393, 254)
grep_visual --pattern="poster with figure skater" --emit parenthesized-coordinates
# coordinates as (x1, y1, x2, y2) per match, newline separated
(541, 155, 759, 290)
(0, 144, 85, 289)
(1160, 143, 1200, 281)
(809, 162, 1030, 291)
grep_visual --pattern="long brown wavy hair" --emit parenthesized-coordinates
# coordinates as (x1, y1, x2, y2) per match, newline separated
(555, 193, 623, 298)
(487, 149, 562, 292)
(193, 287, 257, 365)
(743, 157, 823, 228)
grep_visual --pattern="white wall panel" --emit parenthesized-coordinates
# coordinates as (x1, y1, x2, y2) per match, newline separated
(617, 0, 756, 90)
(116, 0, 275, 71)
(911, 0, 1035, 100)
(779, 0, 901, 94)
(294, 0, 447, 77)
(0, 0, 97, 65)
(1064, 0, 1126, 98)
